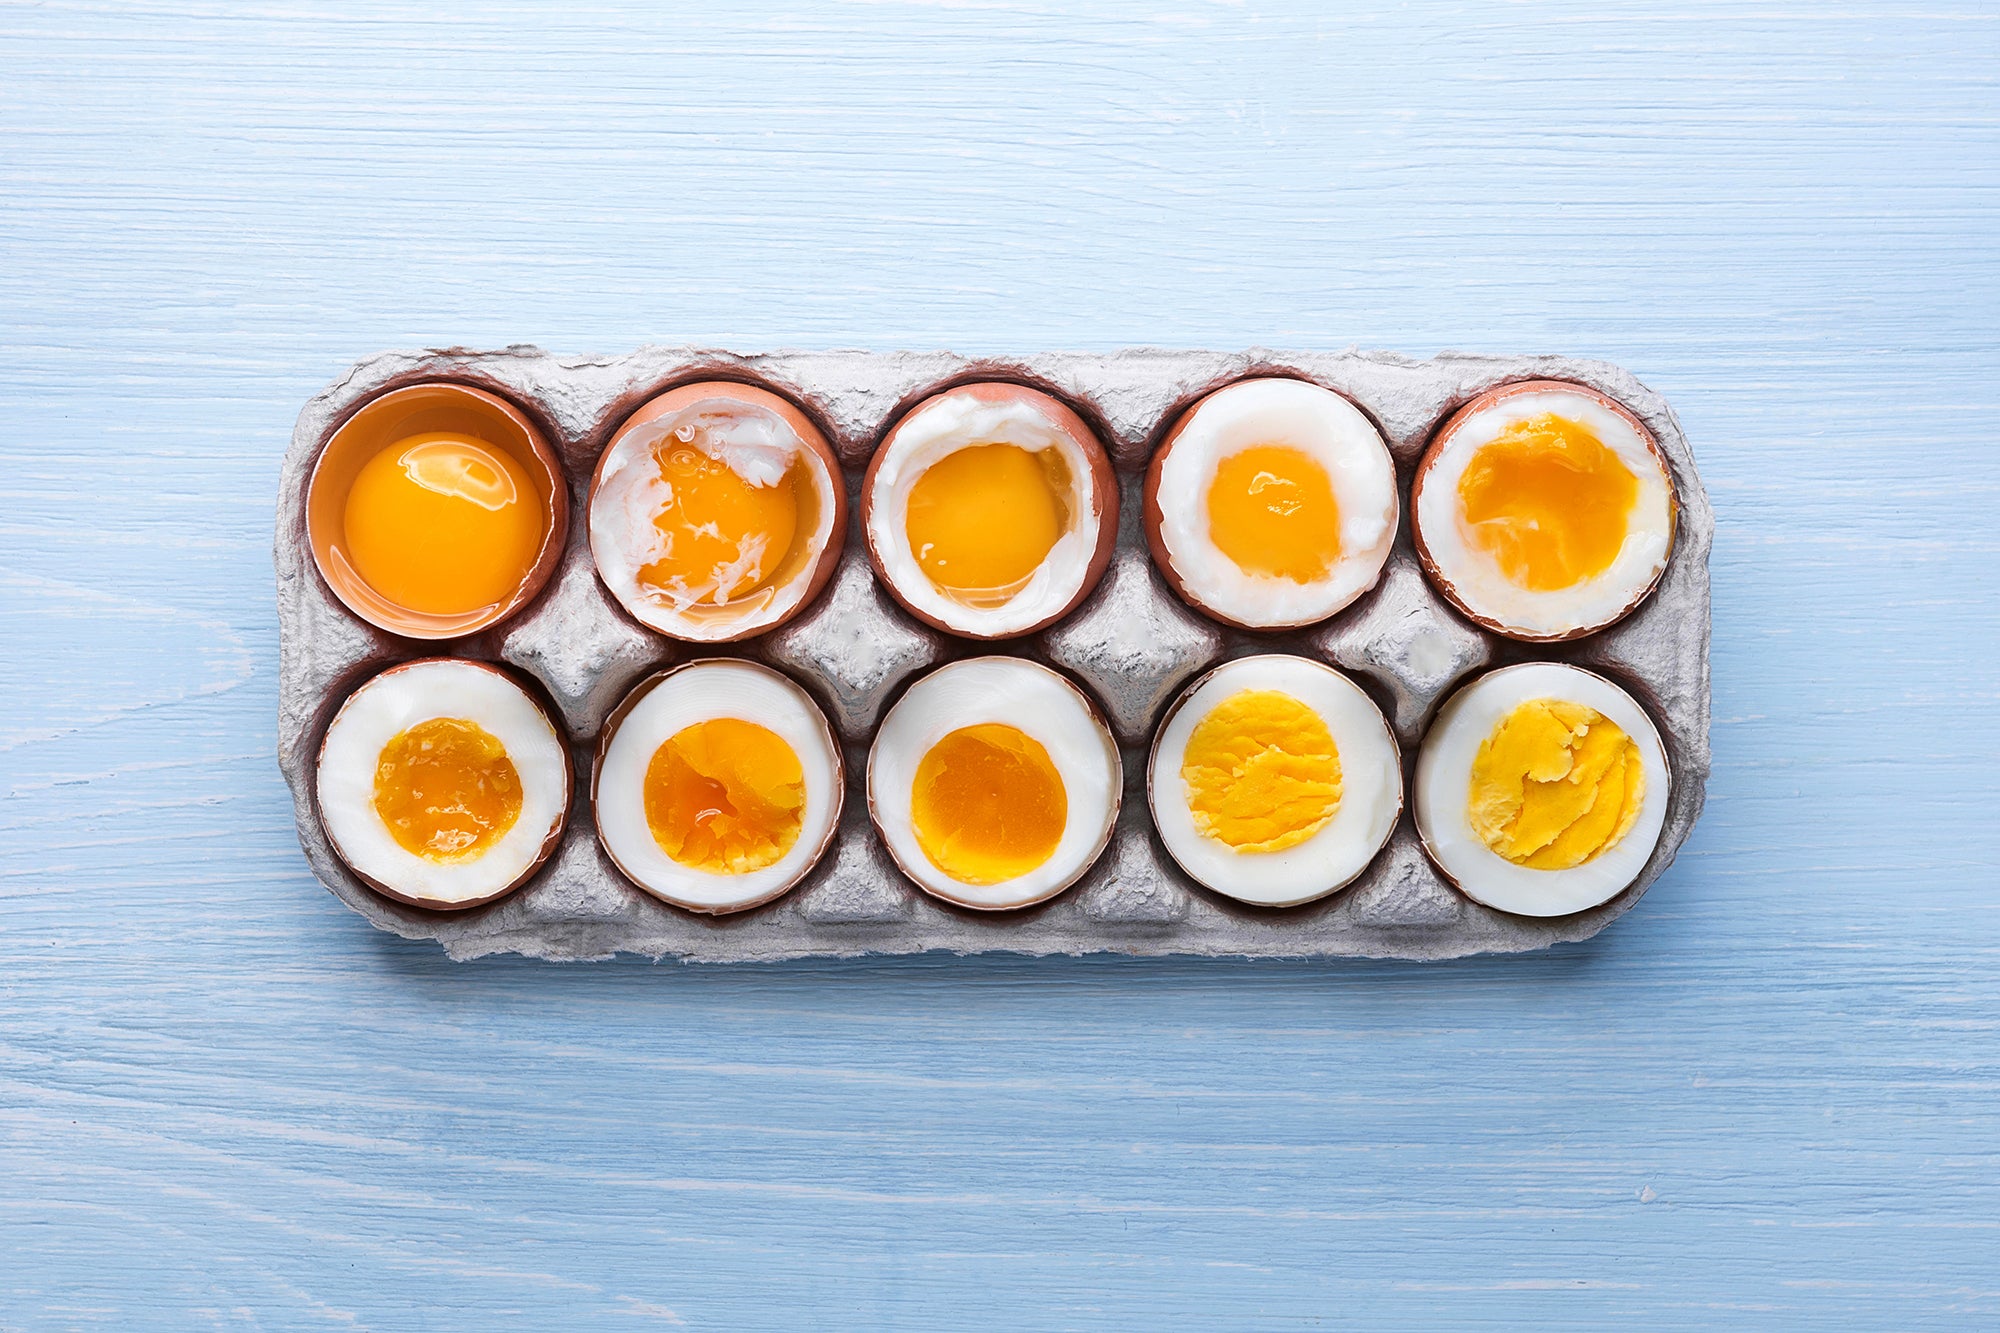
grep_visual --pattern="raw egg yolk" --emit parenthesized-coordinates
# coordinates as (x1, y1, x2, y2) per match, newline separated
(645, 718, 806, 875)
(1205, 445, 1342, 584)
(641, 447, 803, 607)
(1457, 414, 1639, 592)
(1468, 698, 1645, 870)
(373, 717, 524, 862)
(344, 434, 545, 617)
(911, 723, 1067, 885)
(905, 444, 1069, 606)
(1181, 689, 1342, 853)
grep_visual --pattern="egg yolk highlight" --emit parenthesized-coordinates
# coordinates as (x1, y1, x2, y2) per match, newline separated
(905, 444, 1070, 606)
(1468, 698, 1645, 870)
(1457, 414, 1639, 592)
(641, 446, 803, 608)
(1205, 445, 1342, 584)
(373, 717, 524, 862)
(343, 434, 546, 617)
(1181, 689, 1342, 853)
(910, 723, 1067, 885)
(644, 718, 806, 875)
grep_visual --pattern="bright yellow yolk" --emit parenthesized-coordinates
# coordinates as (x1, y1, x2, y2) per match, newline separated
(641, 447, 803, 607)
(344, 434, 545, 616)
(644, 718, 806, 875)
(1181, 689, 1342, 853)
(373, 717, 523, 862)
(1205, 445, 1342, 584)
(1468, 699, 1646, 870)
(904, 444, 1069, 606)
(910, 723, 1067, 885)
(1457, 414, 1639, 592)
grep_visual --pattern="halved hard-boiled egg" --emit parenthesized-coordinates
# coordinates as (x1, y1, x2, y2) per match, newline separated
(1413, 380, 1677, 641)
(863, 383, 1117, 639)
(590, 381, 846, 642)
(1415, 662, 1670, 917)
(1149, 655, 1400, 907)
(1145, 378, 1397, 630)
(594, 659, 843, 914)
(869, 657, 1120, 909)
(316, 658, 571, 910)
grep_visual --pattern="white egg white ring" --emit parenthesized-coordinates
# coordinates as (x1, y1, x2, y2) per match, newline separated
(1154, 378, 1397, 629)
(1415, 662, 1670, 918)
(1149, 656, 1400, 907)
(595, 660, 842, 914)
(317, 660, 569, 908)
(869, 657, 1120, 910)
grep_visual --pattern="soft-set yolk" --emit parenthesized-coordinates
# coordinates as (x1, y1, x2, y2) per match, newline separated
(910, 723, 1067, 885)
(1457, 414, 1639, 592)
(344, 434, 546, 617)
(1205, 445, 1342, 584)
(373, 717, 524, 862)
(644, 718, 806, 875)
(1181, 689, 1342, 853)
(905, 444, 1069, 606)
(1467, 698, 1645, 870)
(641, 446, 803, 607)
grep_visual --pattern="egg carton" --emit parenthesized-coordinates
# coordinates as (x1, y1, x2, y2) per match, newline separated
(275, 346, 1711, 962)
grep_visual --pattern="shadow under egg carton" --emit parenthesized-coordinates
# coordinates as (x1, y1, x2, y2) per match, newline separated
(275, 346, 1711, 962)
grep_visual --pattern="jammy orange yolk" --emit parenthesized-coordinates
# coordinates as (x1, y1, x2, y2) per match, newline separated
(1456, 414, 1639, 592)
(641, 446, 803, 607)
(1467, 699, 1645, 869)
(1181, 690, 1341, 853)
(373, 717, 523, 862)
(905, 444, 1069, 606)
(344, 434, 546, 616)
(644, 718, 805, 874)
(1205, 445, 1342, 584)
(910, 723, 1067, 884)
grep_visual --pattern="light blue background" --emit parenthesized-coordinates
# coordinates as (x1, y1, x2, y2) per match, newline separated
(3, 1, 1996, 1327)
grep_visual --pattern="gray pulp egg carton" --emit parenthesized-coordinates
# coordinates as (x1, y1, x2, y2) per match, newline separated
(275, 346, 1711, 962)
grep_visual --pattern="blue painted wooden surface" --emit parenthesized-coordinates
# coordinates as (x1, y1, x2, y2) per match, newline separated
(3, 1, 1997, 1327)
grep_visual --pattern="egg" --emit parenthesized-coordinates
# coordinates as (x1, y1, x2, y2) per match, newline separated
(316, 658, 571, 910)
(594, 659, 843, 914)
(868, 657, 1120, 909)
(1414, 662, 1670, 916)
(863, 383, 1117, 639)
(1413, 380, 1677, 641)
(590, 381, 846, 643)
(1148, 655, 1400, 907)
(1144, 377, 1397, 630)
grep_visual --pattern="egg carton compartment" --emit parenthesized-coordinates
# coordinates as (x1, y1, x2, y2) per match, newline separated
(275, 346, 1711, 962)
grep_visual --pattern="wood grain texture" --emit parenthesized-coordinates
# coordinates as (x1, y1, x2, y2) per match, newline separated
(2, 0, 1996, 1327)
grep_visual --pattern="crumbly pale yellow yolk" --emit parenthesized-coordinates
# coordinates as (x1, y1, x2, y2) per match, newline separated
(344, 434, 545, 616)
(1468, 699, 1645, 870)
(644, 718, 806, 875)
(905, 444, 1070, 606)
(1181, 689, 1342, 853)
(373, 717, 524, 862)
(1205, 445, 1342, 584)
(910, 723, 1067, 885)
(641, 446, 803, 607)
(1456, 414, 1639, 592)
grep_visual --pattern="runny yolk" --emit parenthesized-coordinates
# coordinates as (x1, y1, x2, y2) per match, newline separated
(644, 718, 805, 875)
(1467, 698, 1645, 870)
(373, 717, 523, 862)
(910, 723, 1067, 885)
(1181, 689, 1342, 853)
(641, 446, 803, 608)
(1456, 414, 1639, 592)
(1205, 445, 1342, 584)
(344, 434, 546, 616)
(904, 444, 1070, 607)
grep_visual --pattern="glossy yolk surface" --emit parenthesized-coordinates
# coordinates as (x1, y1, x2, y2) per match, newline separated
(373, 717, 523, 862)
(1181, 689, 1342, 853)
(344, 434, 545, 616)
(1456, 414, 1639, 592)
(910, 723, 1067, 885)
(1205, 445, 1342, 584)
(905, 444, 1069, 606)
(644, 718, 806, 875)
(641, 446, 802, 607)
(1468, 698, 1645, 869)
